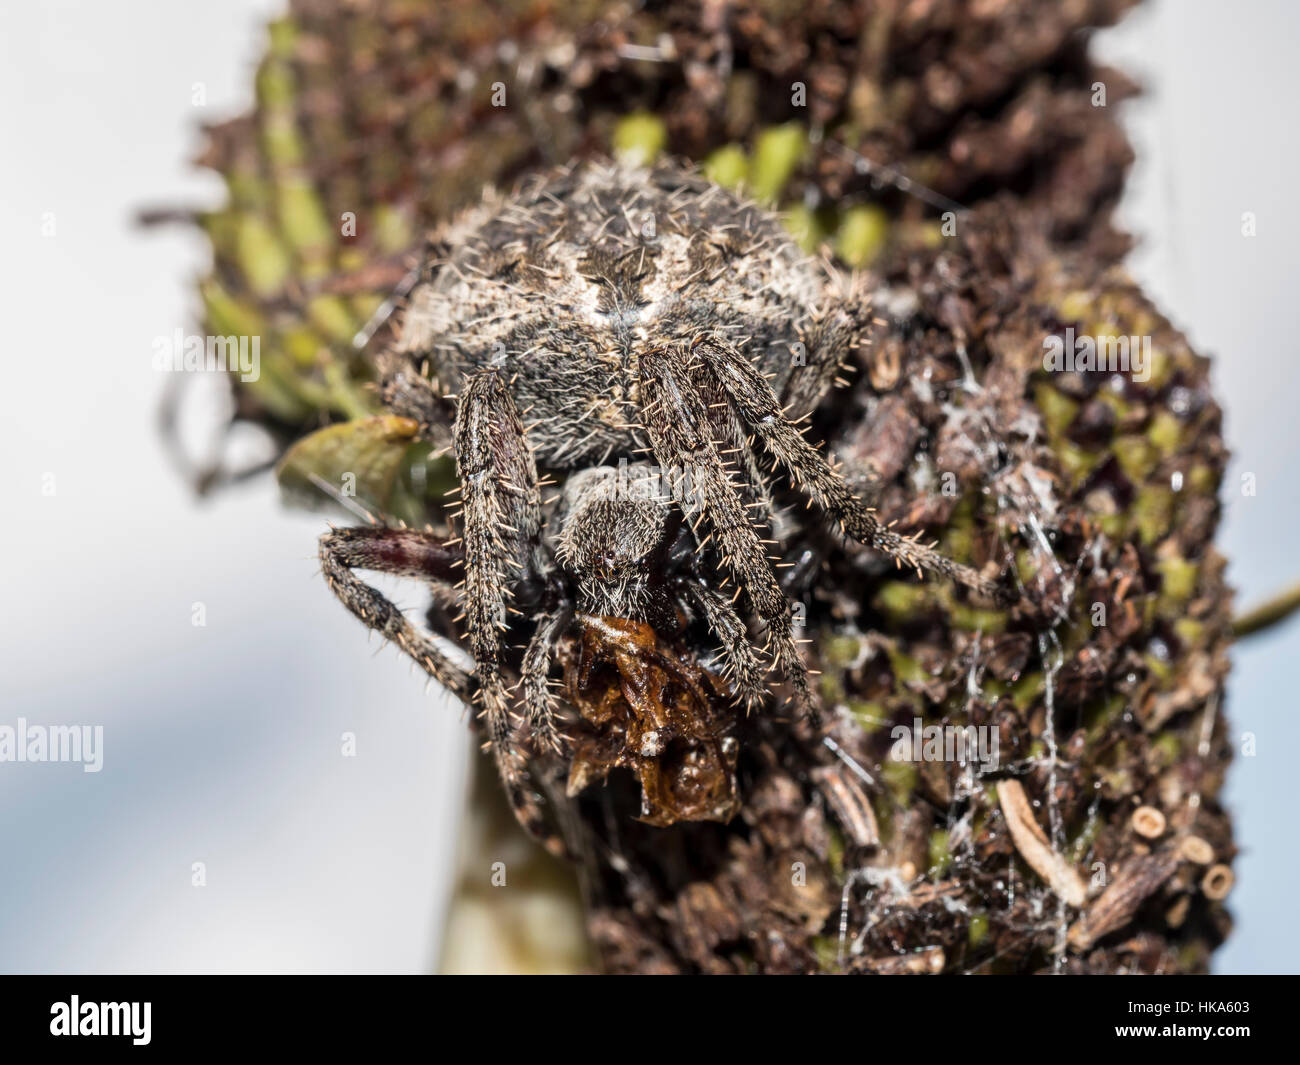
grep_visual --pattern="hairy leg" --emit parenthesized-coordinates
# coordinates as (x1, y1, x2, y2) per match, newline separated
(783, 283, 873, 419)
(681, 581, 767, 713)
(372, 348, 453, 449)
(698, 366, 778, 527)
(694, 337, 1007, 601)
(451, 371, 546, 797)
(319, 526, 472, 700)
(519, 601, 572, 755)
(639, 344, 814, 716)
(320, 521, 553, 847)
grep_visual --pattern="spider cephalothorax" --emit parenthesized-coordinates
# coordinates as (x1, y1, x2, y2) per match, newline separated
(319, 159, 1008, 838)
(555, 464, 681, 625)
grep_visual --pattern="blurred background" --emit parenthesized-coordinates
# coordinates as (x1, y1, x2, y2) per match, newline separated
(0, 0, 1295, 973)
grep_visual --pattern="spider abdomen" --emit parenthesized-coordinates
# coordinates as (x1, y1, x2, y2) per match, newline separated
(398, 159, 844, 466)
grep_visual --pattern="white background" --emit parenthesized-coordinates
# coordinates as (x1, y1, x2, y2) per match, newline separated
(0, 1, 1295, 973)
(0, 0, 467, 973)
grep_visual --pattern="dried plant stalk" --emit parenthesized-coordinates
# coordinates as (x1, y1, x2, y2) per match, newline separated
(168, 0, 1236, 974)
(997, 780, 1088, 908)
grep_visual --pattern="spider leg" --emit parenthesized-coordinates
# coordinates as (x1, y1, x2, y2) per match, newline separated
(372, 348, 453, 449)
(319, 526, 472, 701)
(693, 337, 1007, 601)
(680, 581, 767, 713)
(639, 344, 815, 716)
(451, 370, 548, 818)
(699, 367, 778, 526)
(362, 248, 459, 449)
(520, 600, 572, 755)
(783, 286, 871, 418)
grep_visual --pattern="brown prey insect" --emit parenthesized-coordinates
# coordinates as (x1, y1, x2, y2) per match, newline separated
(317, 159, 1008, 837)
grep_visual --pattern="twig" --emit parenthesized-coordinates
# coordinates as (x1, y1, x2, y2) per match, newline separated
(1066, 847, 1180, 952)
(996, 780, 1087, 908)
(1232, 580, 1300, 638)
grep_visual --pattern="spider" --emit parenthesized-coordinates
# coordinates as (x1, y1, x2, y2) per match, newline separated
(318, 159, 1006, 836)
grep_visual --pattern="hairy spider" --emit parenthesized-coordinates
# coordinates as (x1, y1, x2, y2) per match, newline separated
(319, 159, 1006, 836)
